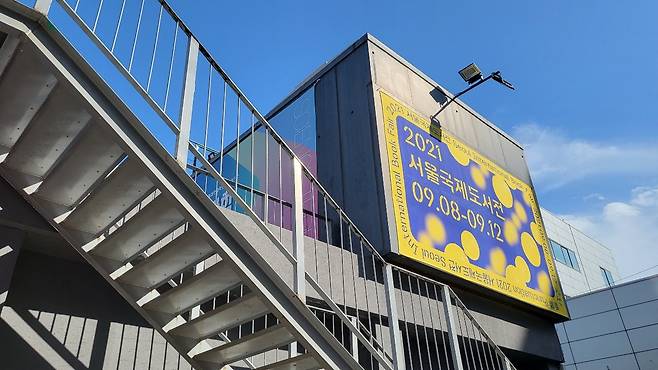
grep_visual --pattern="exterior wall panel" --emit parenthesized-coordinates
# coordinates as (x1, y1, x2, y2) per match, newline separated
(542, 208, 620, 297)
(0, 250, 191, 370)
(559, 275, 658, 369)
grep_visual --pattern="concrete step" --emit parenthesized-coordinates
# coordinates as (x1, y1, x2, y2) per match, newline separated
(89, 193, 184, 264)
(169, 292, 269, 342)
(35, 124, 124, 210)
(194, 324, 295, 367)
(0, 37, 57, 153)
(116, 229, 214, 293)
(142, 261, 242, 326)
(254, 353, 321, 370)
(3, 86, 91, 179)
(60, 158, 155, 239)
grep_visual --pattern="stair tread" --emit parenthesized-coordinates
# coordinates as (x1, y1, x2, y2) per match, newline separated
(117, 229, 213, 289)
(254, 353, 320, 370)
(195, 324, 295, 365)
(169, 292, 269, 341)
(0, 35, 20, 78)
(143, 261, 241, 322)
(35, 123, 124, 209)
(0, 44, 57, 150)
(61, 158, 155, 237)
(89, 194, 184, 263)
(3, 86, 91, 178)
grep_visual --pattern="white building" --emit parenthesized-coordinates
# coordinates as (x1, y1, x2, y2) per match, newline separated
(541, 208, 620, 297)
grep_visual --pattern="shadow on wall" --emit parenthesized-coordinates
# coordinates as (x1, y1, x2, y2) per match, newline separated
(0, 250, 192, 370)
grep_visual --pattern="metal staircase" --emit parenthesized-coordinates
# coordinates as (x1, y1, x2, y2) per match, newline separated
(0, 0, 519, 369)
(0, 6, 355, 370)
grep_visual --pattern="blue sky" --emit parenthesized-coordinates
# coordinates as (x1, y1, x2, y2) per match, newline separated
(37, 0, 657, 280)
(164, 0, 658, 279)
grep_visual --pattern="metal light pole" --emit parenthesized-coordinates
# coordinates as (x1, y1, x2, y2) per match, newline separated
(432, 63, 515, 122)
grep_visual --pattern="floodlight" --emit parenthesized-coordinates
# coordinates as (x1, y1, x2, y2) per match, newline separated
(431, 63, 516, 121)
(458, 63, 483, 85)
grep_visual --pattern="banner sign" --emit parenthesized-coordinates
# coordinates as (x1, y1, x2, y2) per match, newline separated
(381, 91, 568, 317)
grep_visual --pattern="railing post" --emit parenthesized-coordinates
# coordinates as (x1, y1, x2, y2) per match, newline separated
(441, 285, 464, 370)
(175, 37, 199, 168)
(290, 157, 305, 357)
(291, 157, 306, 300)
(504, 357, 513, 370)
(384, 264, 405, 369)
(350, 316, 359, 361)
(34, 0, 53, 16)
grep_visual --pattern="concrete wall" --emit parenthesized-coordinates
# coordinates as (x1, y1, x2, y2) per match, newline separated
(314, 40, 391, 254)
(541, 208, 620, 297)
(1, 250, 193, 370)
(0, 176, 191, 370)
(556, 274, 658, 369)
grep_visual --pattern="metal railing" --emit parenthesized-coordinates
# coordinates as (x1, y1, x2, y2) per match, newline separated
(19, 0, 518, 368)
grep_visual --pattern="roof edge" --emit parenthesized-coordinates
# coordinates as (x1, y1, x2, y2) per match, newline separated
(265, 33, 523, 149)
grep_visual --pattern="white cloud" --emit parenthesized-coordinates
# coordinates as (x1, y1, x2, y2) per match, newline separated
(513, 124, 658, 190)
(560, 185, 658, 282)
(583, 192, 606, 202)
(514, 124, 658, 282)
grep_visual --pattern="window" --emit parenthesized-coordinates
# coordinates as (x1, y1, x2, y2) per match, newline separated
(549, 239, 580, 271)
(601, 267, 614, 287)
(550, 240, 566, 264)
(566, 248, 580, 271)
(269, 87, 318, 174)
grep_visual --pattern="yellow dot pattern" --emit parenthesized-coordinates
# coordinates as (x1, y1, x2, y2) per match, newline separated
(503, 220, 518, 245)
(470, 166, 487, 190)
(530, 221, 542, 243)
(448, 143, 470, 166)
(514, 201, 528, 223)
(522, 190, 532, 206)
(461, 230, 480, 261)
(425, 214, 447, 245)
(512, 214, 521, 229)
(537, 271, 552, 296)
(505, 256, 531, 286)
(418, 232, 433, 249)
(492, 175, 513, 208)
(515, 256, 531, 283)
(444, 243, 469, 264)
(489, 248, 506, 275)
(521, 232, 541, 267)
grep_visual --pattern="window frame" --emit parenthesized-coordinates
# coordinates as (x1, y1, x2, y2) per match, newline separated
(549, 239, 580, 271)
(600, 267, 614, 287)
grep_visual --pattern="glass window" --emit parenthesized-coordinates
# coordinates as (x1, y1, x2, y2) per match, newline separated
(269, 88, 318, 174)
(550, 239, 580, 271)
(567, 249, 580, 271)
(561, 246, 572, 266)
(601, 267, 614, 287)
(550, 239, 566, 263)
(197, 86, 319, 237)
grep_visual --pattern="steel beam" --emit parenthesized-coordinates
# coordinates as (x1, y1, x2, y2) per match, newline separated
(175, 37, 199, 168)
(442, 285, 464, 370)
(384, 264, 405, 369)
(34, 0, 53, 16)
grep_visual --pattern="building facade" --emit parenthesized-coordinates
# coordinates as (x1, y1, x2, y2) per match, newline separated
(555, 274, 658, 369)
(540, 208, 620, 297)
(255, 34, 569, 368)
